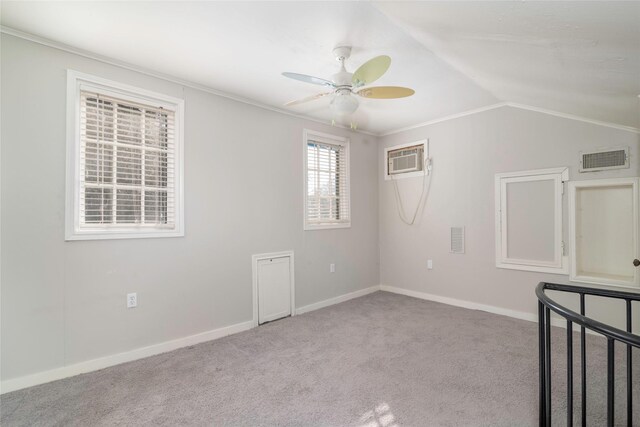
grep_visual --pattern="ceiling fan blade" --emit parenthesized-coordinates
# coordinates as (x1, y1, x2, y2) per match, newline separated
(356, 86, 415, 99)
(282, 72, 334, 87)
(284, 92, 332, 107)
(352, 55, 391, 87)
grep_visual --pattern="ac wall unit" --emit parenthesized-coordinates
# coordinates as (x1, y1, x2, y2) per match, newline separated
(579, 147, 629, 173)
(388, 144, 424, 175)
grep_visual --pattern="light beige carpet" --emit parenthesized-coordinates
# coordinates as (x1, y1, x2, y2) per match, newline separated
(1, 291, 639, 426)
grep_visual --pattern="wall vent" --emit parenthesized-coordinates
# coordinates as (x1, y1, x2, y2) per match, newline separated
(579, 147, 629, 173)
(388, 144, 424, 175)
(450, 227, 465, 254)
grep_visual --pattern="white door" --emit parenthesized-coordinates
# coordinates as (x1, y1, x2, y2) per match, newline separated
(257, 256, 291, 324)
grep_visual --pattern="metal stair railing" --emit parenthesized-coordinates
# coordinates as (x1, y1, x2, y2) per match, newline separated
(537, 282, 640, 427)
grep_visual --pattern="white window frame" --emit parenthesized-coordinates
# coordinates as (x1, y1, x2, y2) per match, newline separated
(495, 167, 569, 274)
(568, 177, 640, 288)
(303, 129, 351, 231)
(65, 70, 185, 240)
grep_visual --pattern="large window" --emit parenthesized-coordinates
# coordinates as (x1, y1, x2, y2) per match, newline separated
(303, 130, 350, 230)
(66, 71, 184, 240)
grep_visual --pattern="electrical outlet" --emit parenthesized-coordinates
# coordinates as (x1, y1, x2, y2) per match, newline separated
(427, 260, 433, 270)
(330, 263, 335, 273)
(127, 292, 137, 308)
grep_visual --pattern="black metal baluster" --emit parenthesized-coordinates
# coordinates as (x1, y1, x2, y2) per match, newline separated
(539, 302, 546, 427)
(567, 319, 574, 426)
(546, 307, 552, 427)
(608, 339, 615, 427)
(580, 293, 586, 427)
(536, 283, 640, 427)
(626, 300, 632, 427)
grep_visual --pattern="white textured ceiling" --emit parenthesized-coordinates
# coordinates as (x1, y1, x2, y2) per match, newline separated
(1, 1, 638, 134)
(375, 1, 640, 130)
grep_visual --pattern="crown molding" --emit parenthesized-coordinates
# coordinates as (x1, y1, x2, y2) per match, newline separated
(0, 26, 376, 137)
(378, 102, 509, 137)
(378, 101, 639, 137)
(504, 102, 640, 135)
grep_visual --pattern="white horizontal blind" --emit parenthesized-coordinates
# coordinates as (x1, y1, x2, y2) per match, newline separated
(306, 140, 350, 225)
(79, 90, 176, 229)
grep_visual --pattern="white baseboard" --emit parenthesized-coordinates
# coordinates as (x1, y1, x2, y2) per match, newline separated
(380, 284, 538, 321)
(1, 286, 381, 394)
(295, 285, 380, 315)
(1, 320, 254, 395)
(3, 284, 582, 394)
(379, 284, 581, 331)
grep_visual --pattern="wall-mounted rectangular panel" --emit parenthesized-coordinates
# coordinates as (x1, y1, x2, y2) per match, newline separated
(579, 147, 629, 173)
(569, 178, 639, 288)
(506, 179, 556, 262)
(450, 227, 465, 254)
(257, 256, 292, 324)
(495, 167, 569, 274)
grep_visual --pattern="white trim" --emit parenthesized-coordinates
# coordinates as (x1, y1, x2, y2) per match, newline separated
(251, 251, 296, 327)
(380, 102, 640, 137)
(505, 102, 640, 135)
(379, 285, 583, 331)
(303, 222, 351, 231)
(379, 103, 509, 137)
(1, 284, 381, 394)
(568, 177, 640, 289)
(295, 286, 380, 315)
(494, 167, 570, 180)
(0, 320, 254, 395)
(494, 167, 569, 275)
(65, 70, 185, 240)
(381, 285, 536, 322)
(303, 129, 351, 231)
(383, 139, 429, 181)
(1, 26, 375, 137)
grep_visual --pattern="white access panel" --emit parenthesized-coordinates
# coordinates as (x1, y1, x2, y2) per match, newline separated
(257, 256, 292, 324)
(569, 178, 640, 288)
(495, 167, 568, 274)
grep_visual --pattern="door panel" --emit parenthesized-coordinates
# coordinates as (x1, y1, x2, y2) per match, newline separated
(258, 257, 291, 324)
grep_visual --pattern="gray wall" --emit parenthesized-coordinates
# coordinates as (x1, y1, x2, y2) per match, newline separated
(1, 35, 379, 380)
(378, 106, 640, 325)
(3, 32, 638, 384)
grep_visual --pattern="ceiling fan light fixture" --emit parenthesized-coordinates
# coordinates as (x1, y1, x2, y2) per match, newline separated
(330, 92, 359, 115)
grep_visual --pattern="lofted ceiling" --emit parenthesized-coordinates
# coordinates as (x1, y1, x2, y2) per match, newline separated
(1, 1, 638, 134)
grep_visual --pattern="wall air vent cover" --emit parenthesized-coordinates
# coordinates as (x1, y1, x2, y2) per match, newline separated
(450, 227, 465, 254)
(579, 147, 629, 173)
(388, 144, 424, 175)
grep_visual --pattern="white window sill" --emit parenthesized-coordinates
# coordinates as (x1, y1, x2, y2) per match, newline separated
(304, 222, 351, 231)
(66, 229, 184, 241)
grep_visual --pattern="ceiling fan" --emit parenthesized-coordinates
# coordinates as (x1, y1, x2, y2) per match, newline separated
(282, 46, 415, 121)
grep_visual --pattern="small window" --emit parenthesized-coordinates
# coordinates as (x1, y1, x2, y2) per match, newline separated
(303, 130, 350, 230)
(66, 71, 184, 240)
(495, 167, 568, 274)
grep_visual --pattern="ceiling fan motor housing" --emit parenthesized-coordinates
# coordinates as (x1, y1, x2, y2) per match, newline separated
(332, 70, 353, 87)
